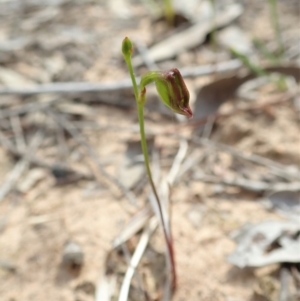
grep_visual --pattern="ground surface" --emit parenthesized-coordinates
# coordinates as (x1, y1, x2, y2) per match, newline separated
(0, 1, 299, 301)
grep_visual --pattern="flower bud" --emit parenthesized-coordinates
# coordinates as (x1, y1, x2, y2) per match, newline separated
(140, 68, 192, 118)
(122, 37, 133, 59)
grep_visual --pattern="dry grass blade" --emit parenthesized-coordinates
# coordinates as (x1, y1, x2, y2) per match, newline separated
(161, 139, 188, 233)
(166, 139, 189, 185)
(118, 217, 158, 301)
(158, 139, 188, 301)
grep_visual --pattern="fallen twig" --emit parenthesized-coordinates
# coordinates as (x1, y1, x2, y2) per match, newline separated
(0, 60, 241, 96)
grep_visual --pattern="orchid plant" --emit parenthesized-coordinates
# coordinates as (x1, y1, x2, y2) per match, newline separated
(122, 37, 192, 294)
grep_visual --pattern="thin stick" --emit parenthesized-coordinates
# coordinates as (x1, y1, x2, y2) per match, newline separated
(119, 234, 148, 301)
(161, 139, 188, 235)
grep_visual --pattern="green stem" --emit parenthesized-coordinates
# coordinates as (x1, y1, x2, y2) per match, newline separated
(137, 104, 159, 201)
(123, 52, 176, 291)
(124, 57, 139, 101)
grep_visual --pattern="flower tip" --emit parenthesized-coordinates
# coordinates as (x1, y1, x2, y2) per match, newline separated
(182, 106, 193, 118)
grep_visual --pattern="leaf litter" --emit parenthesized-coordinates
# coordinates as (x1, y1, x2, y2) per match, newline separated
(0, 0, 299, 301)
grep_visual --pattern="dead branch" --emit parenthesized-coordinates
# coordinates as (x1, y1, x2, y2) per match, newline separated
(0, 60, 241, 96)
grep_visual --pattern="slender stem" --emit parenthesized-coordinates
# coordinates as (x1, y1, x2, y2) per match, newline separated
(123, 51, 176, 291)
(124, 57, 139, 101)
(137, 104, 158, 200)
(137, 98, 176, 292)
